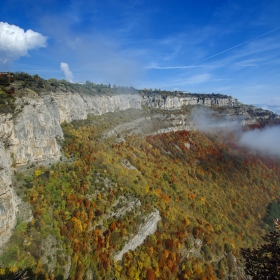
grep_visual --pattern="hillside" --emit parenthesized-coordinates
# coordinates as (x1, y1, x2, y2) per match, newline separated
(0, 73, 280, 279)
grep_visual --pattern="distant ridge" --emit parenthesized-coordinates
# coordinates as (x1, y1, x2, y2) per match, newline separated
(254, 104, 280, 115)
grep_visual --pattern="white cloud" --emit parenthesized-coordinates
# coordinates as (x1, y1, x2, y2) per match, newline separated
(185, 73, 211, 84)
(238, 126, 280, 156)
(191, 106, 242, 133)
(0, 22, 47, 64)
(60, 62, 74, 82)
(145, 63, 196, 70)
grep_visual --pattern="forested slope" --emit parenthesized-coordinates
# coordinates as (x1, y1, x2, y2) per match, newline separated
(1, 108, 279, 279)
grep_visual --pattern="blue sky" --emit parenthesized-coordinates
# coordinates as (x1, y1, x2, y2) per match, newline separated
(1, 0, 280, 106)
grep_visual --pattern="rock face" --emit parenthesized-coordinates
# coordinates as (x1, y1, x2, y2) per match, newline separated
(0, 90, 142, 248)
(0, 89, 279, 248)
(11, 93, 63, 165)
(114, 209, 161, 261)
(10, 90, 142, 166)
(45, 91, 142, 123)
(142, 95, 238, 109)
(102, 113, 195, 139)
(0, 113, 18, 248)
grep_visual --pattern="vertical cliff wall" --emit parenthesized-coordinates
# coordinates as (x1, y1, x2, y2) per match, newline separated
(0, 113, 18, 248)
(47, 91, 142, 123)
(0, 90, 262, 248)
(0, 90, 142, 247)
(9, 90, 142, 165)
(142, 95, 238, 109)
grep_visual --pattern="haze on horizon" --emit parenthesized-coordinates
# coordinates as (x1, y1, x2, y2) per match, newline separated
(1, 0, 280, 107)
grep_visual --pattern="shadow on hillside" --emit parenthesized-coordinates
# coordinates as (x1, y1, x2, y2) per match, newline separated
(0, 267, 63, 280)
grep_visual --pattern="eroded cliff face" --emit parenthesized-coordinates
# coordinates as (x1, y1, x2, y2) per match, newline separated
(40, 90, 142, 124)
(0, 90, 142, 247)
(0, 89, 278, 248)
(0, 113, 18, 248)
(9, 90, 142, 165)
(10, 92, 63, 165)
(142, 95, 238, 109)
(102, 113, 195, 139)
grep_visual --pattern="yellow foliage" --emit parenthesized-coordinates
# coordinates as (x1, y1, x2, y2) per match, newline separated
(229, 239, 235, 249)
(163, 250, 169, 259)
(145, 185, 149, 193)
(72, 253, 79, 263)
(216, 224, 222, 231)
(184, 218, 190, 226)
(148, 246, 154, 256)
(143, 255, 151, 268)
(200, 196, 206, 203)
(113, 261, 122, 279)
(155, 266, 160, 277)
(127, 266, 136, 278)
(133, 261, 143, 280)
(9, 267, 18, 273)
(154, 188, 161, 196)
(34, 168, 44, 178)
(71, 217, 83, 232)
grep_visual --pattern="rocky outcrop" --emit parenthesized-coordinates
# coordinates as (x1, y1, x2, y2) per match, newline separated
(102, 113, 195, 139)
(43, 91, 142, 123)
(0, 90, 142, 248)
(9, 90, 142, 165)
(142, 95, 238, 110)
(114, 209, 161, 261)
(10, 93, 63, 165)
(0, 113, 18, 248)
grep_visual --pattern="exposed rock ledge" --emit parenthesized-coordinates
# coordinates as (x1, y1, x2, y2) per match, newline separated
(114, 209, 161, 261)
(142, 95, 238, 109)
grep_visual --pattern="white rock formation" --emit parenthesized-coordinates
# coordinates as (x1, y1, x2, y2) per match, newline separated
(45, 91, 142, 123)
(0, 113, 19, 248)
(114, 209, 161, 261)
(142, 95, 237, 110)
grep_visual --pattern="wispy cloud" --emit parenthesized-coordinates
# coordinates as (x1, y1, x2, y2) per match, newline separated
(145, 63, 196, 70)
(2, 0, 280, 108)
(232, 58, 265, 68)
(185, 73, 211, 84)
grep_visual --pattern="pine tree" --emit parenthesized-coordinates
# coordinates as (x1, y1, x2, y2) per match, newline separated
(241, 219, 280, 279)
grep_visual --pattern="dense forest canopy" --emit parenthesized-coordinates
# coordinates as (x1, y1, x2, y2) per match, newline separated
(0, 104, 279, 279)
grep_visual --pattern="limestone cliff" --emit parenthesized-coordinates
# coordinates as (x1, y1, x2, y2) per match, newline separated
(142, 95, 238, 109)
(10, 90, 142, 165)
(0, 113, 18, 248)
(0, 88, 279, 248)
(0, 90, 142, 247)
(43, 90, 142, 123)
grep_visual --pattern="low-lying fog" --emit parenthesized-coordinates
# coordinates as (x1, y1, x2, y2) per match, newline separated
(191, 107, 280, 157)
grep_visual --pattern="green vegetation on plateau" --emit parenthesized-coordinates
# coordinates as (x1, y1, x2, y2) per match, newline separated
(1, 108, 280, 279)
